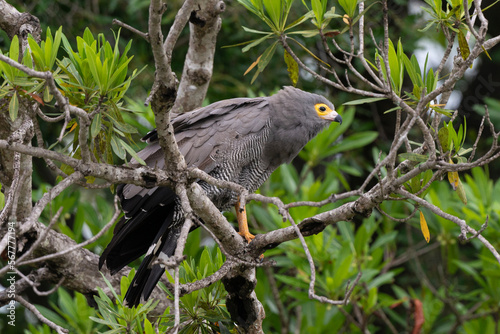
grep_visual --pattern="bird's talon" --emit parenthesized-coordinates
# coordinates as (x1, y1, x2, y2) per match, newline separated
(238, 231, 255, 243)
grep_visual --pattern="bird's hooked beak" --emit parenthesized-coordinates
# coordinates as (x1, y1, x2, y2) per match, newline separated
(323, 110, 342, 124)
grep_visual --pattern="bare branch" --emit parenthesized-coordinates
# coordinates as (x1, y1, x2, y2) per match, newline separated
(0, 268, 57, 306)
(16, 296, 69, 333)
(0, 152, 21, 225)
(0, 1, 41, 40)
(16, 196, 121, 266)
(147, 0, 187, 172)
(172, 0, 226, 114)
(286, 209, 361, 305)
(279, 35, 386, 98)
(396, 188, 500, 264)
(4, 207, 63, 275)
(112, 18, 149, 41)
(13, 268, 65, 296)
(187, 182, 246, 256)
(20, 172, 82, 235)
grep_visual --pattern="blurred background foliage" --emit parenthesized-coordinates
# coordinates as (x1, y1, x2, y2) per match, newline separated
(1, 0, 500, 333)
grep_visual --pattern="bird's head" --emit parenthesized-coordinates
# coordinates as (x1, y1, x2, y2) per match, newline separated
(272, 86, 342, 126)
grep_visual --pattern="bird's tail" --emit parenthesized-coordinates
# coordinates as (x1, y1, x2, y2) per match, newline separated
(123, 218, 180, 306)
(99, 202, 179, 307)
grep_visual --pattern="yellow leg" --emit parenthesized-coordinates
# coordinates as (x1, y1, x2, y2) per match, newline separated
(235, 200, 255, 243)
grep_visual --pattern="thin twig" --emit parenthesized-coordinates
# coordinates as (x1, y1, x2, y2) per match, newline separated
(397, 188, 500, 264)
(17, 196, 121, 266)
(286, 210, 361, 305)
(0, 152, 22, 226)
(20, 171, 83, 235)
(13, 268, 65, 296)
(1, 207, 63, 276)
(113, 18, 149, 41)
(16, 295, 69, 334)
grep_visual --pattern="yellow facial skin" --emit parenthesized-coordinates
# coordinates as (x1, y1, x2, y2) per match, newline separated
(314, 103, 338, 121)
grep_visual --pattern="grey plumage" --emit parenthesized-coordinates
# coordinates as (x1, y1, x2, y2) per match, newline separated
(99, 86, 342, 306)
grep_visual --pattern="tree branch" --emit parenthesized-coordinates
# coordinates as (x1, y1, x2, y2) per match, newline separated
(172, 0, 225, 114)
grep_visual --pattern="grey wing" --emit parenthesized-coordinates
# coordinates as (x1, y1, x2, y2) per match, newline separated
(119, 97, 271, 200)
(174, 97, 271, 171)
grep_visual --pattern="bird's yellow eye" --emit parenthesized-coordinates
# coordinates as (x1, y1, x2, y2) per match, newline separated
(315, 103, 332, 116)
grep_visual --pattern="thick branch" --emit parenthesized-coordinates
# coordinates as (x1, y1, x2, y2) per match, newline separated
(0, 0, 41, 41)
(222, 264, 265, 334)
(172, 0, 225, 114)
(148, 0, 187, 172)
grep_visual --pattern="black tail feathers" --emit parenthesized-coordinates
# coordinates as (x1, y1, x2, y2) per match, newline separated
(123, 223, 180, 307)
(99, 202, 179, 307)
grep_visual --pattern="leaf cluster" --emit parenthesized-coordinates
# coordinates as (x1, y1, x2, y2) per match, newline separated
(0, 27, 145, 172)
(161, 247, 234, 334)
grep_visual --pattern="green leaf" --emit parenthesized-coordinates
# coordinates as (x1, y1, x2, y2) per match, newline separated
(43, 84, 53, 103)
(91, 113, 101, 138)
(329, 131, 378, 155)
(111, 118, 138, 134)
(456, 176, 467, 204)
(237, 0, 262, 16)
(438, 126, 450, 153)
(371, 231, 397, 250)
(366, 287, 378, 312)
(289, 37, 330, 66)
(28, 35, 46, 70)
(49, 27, 63, 70)
(85, 44, 101, 89)
(383, 106, 403, 114)
(338, 0, 358, 18)
(388, 39, 404, 95)
(343, 97, 386, 105)
(83, 27, 95, 46)
(311, 0, 326, 27)
(285, 10, 315, 31)
(0, 35, 18, 82)
(144, 319, 154, 334)
(0, 185, 4, 210)
(242, 26, 272, 35)
(251, 41, 277, 83)
(241, 34, 273, 53)
(9, 91, 19, 121)
(453, 260, 487, 288)
(263, 0, 281, 29)
(288, 29, 320, 37)
(425, 67, 438, 95)
(284, 49, 298, 86)
(398, 153, 429, 162)
(9, 34, 19, 63)
(403, 53, 423, 89)
(110, 135, 125, 160)
(458, 29, 471, 64)
(118, 138, 146, 165)
(279, 164, 298, 194)
(367, 272, 396, 290)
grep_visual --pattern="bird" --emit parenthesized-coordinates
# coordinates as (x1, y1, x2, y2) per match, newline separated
(99, 86, 342, 307)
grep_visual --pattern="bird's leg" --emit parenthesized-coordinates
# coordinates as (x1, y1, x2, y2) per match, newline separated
(235, 200, 255, 243)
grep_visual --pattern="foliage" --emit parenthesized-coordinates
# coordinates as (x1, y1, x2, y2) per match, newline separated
(2, 0, 500, 333)
(89, 271, 159, 334)
(77, 248, 234, 333)
(0, 26, 145, 170)
(161, 247, 234, 333)
(253, 162, 500, 332)
(29, 289, 103, 334)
